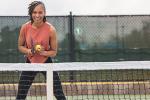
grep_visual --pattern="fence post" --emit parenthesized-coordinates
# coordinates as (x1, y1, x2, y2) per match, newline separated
(68, 12, 75, 61)
(68, 12, 75, 81)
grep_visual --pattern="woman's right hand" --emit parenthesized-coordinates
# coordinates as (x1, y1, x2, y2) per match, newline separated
(26, 49, 33, 57)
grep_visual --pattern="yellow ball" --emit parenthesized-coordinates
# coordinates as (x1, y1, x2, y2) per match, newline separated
(35, 44, 42, 52)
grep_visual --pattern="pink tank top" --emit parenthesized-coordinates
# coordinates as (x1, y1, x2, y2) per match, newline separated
(22, 22, 52, 63)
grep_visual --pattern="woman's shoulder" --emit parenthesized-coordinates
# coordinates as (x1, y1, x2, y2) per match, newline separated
(44, 22, 56, 35)
(45, 22, 56, 30)
(21, 21, 31, 29)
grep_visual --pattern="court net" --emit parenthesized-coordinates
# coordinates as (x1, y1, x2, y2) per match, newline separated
(0, 61, 150, 100)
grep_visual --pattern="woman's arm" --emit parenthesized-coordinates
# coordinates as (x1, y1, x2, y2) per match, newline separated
(18, 25, 32, 56)
(40, 25, 57, 57)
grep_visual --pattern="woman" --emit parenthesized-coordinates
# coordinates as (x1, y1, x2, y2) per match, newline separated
(16, 1, 66, 100)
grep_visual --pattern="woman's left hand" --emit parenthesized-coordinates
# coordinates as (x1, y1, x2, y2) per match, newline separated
(39, 51, 48, 56)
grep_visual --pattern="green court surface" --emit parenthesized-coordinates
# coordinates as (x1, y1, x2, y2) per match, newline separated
(0, 95, 150, 100)
(0, 96, 46, 100)
(64, 95, 150, 100)
(56, 95, 150, 100)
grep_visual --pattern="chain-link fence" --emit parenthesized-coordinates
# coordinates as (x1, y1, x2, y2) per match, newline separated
(0, 15, 150, 62)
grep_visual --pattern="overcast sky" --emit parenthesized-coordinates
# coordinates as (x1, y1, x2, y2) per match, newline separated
(0, 0, 150, 16)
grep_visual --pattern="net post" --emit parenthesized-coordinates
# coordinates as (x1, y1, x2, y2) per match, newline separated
(46, 64, 53, 100)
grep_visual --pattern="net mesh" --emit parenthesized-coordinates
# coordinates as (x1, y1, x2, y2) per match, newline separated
(0, 62, 150, 100)
(53, 61, 150, 100)
(0, 64, 48, 100)
(0, 71, 47, 100)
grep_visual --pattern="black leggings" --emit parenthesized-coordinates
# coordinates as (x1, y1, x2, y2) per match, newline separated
(16, 58, 66, 100)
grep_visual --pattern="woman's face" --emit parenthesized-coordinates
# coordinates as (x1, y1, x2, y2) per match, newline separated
(32, 4, 45, 24)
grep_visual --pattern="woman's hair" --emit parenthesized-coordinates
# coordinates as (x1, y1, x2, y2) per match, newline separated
(28, 1, 46, 23)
